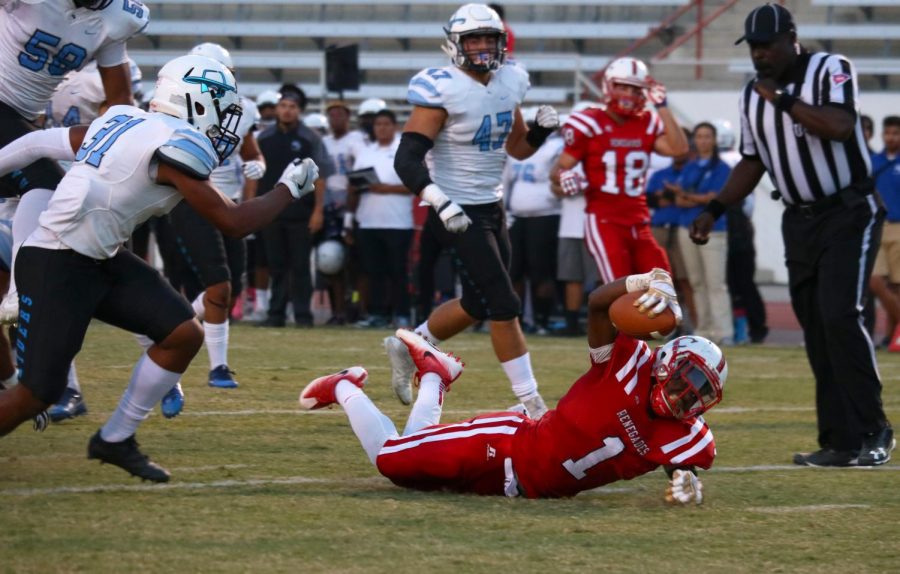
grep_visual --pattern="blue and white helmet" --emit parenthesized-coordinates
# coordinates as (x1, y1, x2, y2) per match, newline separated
(442, 3, 507, 73)
(150, 54, 243, 161)
(190, 42, 234, 71)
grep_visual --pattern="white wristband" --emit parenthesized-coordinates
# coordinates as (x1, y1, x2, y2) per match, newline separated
(625, 272, 652, 293)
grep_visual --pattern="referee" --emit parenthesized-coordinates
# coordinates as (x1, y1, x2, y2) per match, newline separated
(691, 3, 894, 467)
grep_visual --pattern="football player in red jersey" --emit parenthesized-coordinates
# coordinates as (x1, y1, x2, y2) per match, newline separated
(300, 267, 727, 503)
(552, 58, 690, 284)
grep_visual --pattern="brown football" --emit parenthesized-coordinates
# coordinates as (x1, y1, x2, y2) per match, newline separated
(609, 291, 677, 340)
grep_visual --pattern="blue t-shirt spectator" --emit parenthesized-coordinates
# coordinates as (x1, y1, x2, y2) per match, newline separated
(872, 151, 900, 222)
(646, 164, 684, 227)
(677, 158, 731, 231)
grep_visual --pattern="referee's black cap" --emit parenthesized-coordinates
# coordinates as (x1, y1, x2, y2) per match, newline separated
(735, 3, 796, 45)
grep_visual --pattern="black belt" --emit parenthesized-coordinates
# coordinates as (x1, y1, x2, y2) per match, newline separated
(785, 180, 875, 219)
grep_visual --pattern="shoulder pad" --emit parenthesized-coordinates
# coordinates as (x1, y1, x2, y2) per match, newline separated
(101, 0, 151, 42)
(407, 67, 456, 109)
(497, 63, 530, 104)
(156, 128, 218, 180)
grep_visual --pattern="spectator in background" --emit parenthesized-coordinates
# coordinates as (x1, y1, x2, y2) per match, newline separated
(505, 107, 563, 334)
(488, 4, 515, 53)
(646, 151, 695, 333)
(256, 90, 280, 131)
(357, 98, 387, 142)
(871, 115, 900, 351)
(862, 114, 875, 153)
(255, 84, 333, 327)
(347, 109, 413, 328)
(675, 122, 734, 345)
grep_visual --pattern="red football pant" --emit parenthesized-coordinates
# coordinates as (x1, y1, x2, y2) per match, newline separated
(376, 412, 527, 495)
(583, 214, 671, 283)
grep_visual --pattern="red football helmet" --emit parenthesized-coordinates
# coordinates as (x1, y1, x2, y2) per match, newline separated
(603, 57, 650, 117)
(650, 336, 727, 419)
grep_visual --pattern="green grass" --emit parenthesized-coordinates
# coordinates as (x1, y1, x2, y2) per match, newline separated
(1, 323, 898, 573)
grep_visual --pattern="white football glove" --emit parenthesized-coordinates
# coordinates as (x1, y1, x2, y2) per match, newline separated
(647, 77, 668, 108)
(535, 105, 560, 130)
(421, 183, 472, 234)
(242, 159, 266, 181)
(665, 469, 703, 505)
(278, 158, 318, 199)
(559, 169, 587, 196)
(629, 268, 683, 322)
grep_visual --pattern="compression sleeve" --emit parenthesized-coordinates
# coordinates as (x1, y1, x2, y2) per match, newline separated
(393, 131, 434, 195)
(0, 128, 73, 177)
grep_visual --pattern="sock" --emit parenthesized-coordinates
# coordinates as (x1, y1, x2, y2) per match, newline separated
(255, 289, 270, 313)
(66, 361, 80, 393)
(192, 293, 206, 321)
(415, 320, 440, 345)
(204, 320, 228, 369)
(402, 372, 444, 435)
(502, 352, 539, 400)
(101, 354, 181, 442)
(134, 333, 154, 350)
(9, 188, 54, 298)
(336, 380, 398, 465)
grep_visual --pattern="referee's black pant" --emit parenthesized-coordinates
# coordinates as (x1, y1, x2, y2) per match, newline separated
(783, 191, 890, 451)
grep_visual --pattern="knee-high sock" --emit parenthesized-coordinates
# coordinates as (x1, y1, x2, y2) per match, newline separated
(415, 321, 440, 345)
(66, 361, 80, 393)
(8, 188, 53, 297)
(101, 353, 181, 442)
(335, 380, 398, 465)
(204, 320, 228, 369)
(402, 372, 444, 435)
(502, 352, 539, 400)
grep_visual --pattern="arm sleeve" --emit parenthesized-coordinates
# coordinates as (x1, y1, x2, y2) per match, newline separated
(155, 128, 219, 180)
(561, 112, 598, 162)
(0, 128, 73, 177)
(406, 68, 456, 111)
(819, 55, 858, 116)
(738, 85, 759, 159)
(95, 42, 128, 68)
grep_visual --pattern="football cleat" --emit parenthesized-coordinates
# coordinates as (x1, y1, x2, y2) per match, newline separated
(792, 448, 858, 467)
(160, 383, 184, 419)
(857, 427, 895, 467)
(208, 365, 238, 389)
(0, 291, 18, 326)
(395, 329, 464, 390)
(299, 366, 368, 410)
(87, 431, 171, 483)
(48, 388, 88, 423)
(384, 335, 415, 405)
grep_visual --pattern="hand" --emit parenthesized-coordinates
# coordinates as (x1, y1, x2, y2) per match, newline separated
(242, 159, 266, 181)
(665, 469, 703, 505)
(646, 77, 668, 108)
(535, 105, 560, 130)
(559, 169, 587, 196)
(421, 183, 472, 234)
(278, 158, 318, 199)
(753, 78, 780, 102)
(634, 267, 682, 322)
(689, 212, 715, 245)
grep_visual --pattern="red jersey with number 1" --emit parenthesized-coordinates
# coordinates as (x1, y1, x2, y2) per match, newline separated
(562, 107, 664, 226)
(511, 334, 716, 498)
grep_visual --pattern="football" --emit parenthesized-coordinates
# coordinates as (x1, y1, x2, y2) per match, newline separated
(609, 291, 677, 340)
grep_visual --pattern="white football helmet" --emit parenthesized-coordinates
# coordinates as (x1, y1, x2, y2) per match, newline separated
(316, 240, 345, 275)
(190, 42, 234, 71)
(442, 3, 507, 73)
(256, 90, 280, 108)
(651, 336, 727, 420)
(304, 112, 329, 135)
(711, 119, 737, 151)
(358, 98, 387, 117)
(603, 57, 651, 117)
(150, 55, 243, 162)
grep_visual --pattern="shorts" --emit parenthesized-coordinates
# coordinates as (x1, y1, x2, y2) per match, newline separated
(425, 201, 520, 321)
(376, 412, 528, 496)
(509, 214, 560, 285)
(650, 225, 687, 281)
(15, 247, 194, 404)
(169, 200, 246, 301)
(0, 101, 64, 197)
(557, 237, 598, 284)
(873, 221, 900, 283)
(583, 214, 670, 283)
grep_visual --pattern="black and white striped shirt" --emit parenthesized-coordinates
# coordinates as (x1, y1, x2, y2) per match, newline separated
(738, 51, 872, 205)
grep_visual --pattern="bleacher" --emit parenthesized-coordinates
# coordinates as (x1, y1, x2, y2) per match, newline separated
(133, 0, 900, 106)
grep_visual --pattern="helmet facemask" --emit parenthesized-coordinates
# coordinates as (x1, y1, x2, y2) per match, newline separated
(605, 81, 648, 117)
(650, 337, 725, 419)
(182, 69, 243, 162)
(448, 30, 507, 73)
(73, 0, 114, 9)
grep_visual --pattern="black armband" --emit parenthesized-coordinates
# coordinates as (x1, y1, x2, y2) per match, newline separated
(525, 125, 554, 149)
(776, 92, 797, 113)
(394, 131, 434, 195)
(703, 199, 728, 220)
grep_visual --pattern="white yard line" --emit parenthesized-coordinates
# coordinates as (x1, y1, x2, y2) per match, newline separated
(746, 504, 871, 513)
(709, 464, 900, 472)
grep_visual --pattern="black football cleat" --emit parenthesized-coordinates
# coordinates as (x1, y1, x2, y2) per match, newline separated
(792, 448, 858, 467)
(857, 427, 895, 467)
(87, 431, 171, 483)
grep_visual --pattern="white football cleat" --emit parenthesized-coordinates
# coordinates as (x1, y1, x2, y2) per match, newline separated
(299, 367, 368, 410)
(0, 291, 18, 325)
(395, 329, 464, 390)
(384, 335, 415, 405)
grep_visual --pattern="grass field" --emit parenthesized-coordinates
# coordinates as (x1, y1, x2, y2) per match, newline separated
(1, 323, 898, 573)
